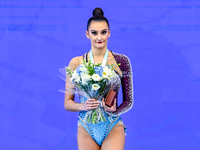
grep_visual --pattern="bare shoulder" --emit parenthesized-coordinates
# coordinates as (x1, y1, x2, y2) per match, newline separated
(68, 55, 83, 70)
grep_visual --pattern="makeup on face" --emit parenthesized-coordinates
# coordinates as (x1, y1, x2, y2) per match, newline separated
(87, 21, 110, 49)
(90, 29, 108, 36)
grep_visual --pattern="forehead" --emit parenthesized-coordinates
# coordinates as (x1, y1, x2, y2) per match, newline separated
(88, 21, 109, 31)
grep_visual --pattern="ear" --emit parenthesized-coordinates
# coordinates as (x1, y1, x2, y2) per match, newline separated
(108, 29, 111, 37)
(86, 31, 90, 39)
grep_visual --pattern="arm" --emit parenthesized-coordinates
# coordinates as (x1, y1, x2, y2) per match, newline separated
(113, 55, 134, 115)
(64, 57, 99, 111)
(64, 57, 84, 111)
(64, 77, 85, 112)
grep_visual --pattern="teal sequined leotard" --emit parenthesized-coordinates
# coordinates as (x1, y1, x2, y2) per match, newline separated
(78, 51, 134, 146)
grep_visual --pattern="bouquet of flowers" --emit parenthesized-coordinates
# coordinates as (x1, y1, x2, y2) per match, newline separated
(65, 60, 119, 124)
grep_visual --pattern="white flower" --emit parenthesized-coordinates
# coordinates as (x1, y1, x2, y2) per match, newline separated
(71, 72, 80, 83)
(92, 74, 101, 81)
(102, 71, 108, 78)
(102, 67, 111, 78)
(81, 74, 91, 85)
(79, 66, 88, 74)
(92, 84, 100, 91)
(102, 66, 117, 80)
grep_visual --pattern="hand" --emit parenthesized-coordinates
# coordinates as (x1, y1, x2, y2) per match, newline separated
(82, 98, 100, 111)
(102, 98, 116, 112)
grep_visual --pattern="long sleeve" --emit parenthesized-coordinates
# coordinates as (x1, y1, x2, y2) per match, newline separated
(112, 53, 134, 115)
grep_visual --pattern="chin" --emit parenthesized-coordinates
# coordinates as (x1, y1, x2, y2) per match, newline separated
(96, 46, 105, 49)
(95, 44, 106, 49)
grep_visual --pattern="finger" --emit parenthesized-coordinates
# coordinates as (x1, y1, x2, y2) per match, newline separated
(87, 105, 98, 109)
(86, 100, 98, 105)
(87, 99, 100, 103)
(102, 99, 105, 105)
(113, 98, 117, 106)
(87, 106, 99, 110)
(86, 102, 100, 106)
(88, 98, 98, 100)
(87, 98, 96, 102)
(86, 99, 99, 103)
(87, 103, 100, 107)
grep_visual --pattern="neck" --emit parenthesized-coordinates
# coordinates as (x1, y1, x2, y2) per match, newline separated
(91, 46, 107, 57)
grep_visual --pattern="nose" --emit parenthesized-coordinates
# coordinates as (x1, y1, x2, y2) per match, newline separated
(97, 33, 102, 41)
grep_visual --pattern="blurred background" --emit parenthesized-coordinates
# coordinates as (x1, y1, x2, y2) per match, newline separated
(0, 0, 200, 149)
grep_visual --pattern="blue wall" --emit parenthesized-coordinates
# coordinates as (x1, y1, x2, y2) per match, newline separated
(0, 0, 200, 149)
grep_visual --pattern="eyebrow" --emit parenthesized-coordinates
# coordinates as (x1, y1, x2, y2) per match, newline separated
(91, 29, 107, 32)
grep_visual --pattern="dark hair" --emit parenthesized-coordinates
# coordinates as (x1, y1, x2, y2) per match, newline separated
(87, 7, 110, 31)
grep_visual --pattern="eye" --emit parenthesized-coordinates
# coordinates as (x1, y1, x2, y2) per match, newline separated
(101, 30, 107, 35)
(91, 31, 97, 35)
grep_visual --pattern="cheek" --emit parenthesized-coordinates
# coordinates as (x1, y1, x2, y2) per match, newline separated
(90, 38, 96, 43)
(90, 35, 96, 40)
(92, 37, 96, 42)
(104, 36, 109, 41)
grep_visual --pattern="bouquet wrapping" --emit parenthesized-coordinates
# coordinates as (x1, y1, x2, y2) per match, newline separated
(62, 60, 120, 124)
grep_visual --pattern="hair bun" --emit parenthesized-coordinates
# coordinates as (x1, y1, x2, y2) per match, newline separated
(92, 7, 104, 17)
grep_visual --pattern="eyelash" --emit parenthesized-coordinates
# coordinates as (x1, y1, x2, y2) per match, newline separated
(102, 31, 107, 35)
(91, 31, 97, 35)
(91, 31, 107, 35)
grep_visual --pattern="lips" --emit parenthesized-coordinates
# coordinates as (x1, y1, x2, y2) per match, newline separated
(97, 42, 103, 44)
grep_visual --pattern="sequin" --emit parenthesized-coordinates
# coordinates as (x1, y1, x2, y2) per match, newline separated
(78, 51, 134, 145)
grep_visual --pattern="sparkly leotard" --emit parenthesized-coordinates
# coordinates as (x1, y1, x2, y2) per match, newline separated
(78, 51, 134, 145)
